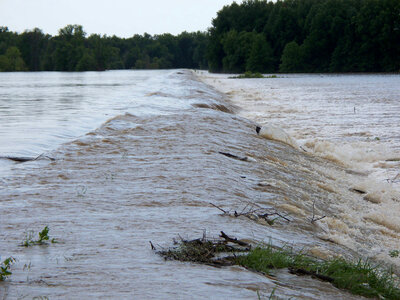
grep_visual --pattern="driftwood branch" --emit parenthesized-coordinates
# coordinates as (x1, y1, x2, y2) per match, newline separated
(210, 202, 291, 225)
(311, 199, 326, 224)
(349, 188, 367, 194)
(259, 212, 291, 222)
(149, 241, 156, 250)
(218, 151, 248, 161)
(220, 231, 250, 247)
(2, 156, 35, 162)
(218, 151, 255, 162)
(1, 153, 55, 163)
(288, 267, 334, 282)
(386, 173, 400, 184)
(209, 202, 228, 214)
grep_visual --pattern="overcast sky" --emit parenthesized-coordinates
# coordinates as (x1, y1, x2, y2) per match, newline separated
(0, 0, 237, 37)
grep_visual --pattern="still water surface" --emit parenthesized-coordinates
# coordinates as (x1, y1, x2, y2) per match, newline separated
(0, 70, 399, 299)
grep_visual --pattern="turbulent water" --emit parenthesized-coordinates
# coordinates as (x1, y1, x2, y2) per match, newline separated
(0, 70, 399, 299)
(200, 72, 400, 187)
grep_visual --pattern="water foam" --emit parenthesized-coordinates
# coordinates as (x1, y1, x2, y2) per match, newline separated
(199, 71, 400, 272)
(258, 125, 299, 149)
(198, 71, 400, 193)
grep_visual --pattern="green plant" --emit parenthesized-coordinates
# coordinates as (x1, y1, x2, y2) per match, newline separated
(236, 245, 293, 271)
(237, 247, 400, 299)
(268, 288, 277, 299)
(257, 290, 261, 300)
(21, 226, 57, 247)
(230, 71, 265, 79)
(0, 257, 15, 281)
(38, 226, 49, 243)
(389, 250, 399, 258)
(159, 235, 400, 299)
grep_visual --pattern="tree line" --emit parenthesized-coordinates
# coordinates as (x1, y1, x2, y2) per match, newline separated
(0, 25, 208, 72)
(208, 0, 400, 73)
(1, 0, 399, 73)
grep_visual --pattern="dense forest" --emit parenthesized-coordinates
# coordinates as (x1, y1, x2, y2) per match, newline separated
(0, 25, 208, 72)
(209, 0, 400, 73)
(1, 0, 399, 73)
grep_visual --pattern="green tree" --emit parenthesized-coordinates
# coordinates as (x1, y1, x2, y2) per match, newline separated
(53, 25, 86, 71)
(191, 31, 209, 69)
(124, 46, 141, 69)
(0, 46, 27, 71)
(246, 33, 274, 72)
(134, 54, 151, 69)
(0, 26, 18, 55)
(104, 46, 124, 69)
(75, 49, 97, 71)
(221, 30, 256, 72)
(279, 41, 304, 72)
(87, 34, 107, 70)
(18, 28, 48, 71)
(207, 28, 225, 72)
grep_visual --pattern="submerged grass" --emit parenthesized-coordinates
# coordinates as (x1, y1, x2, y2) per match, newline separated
(229, 72, 281, 79)
(0, 257, 15, 281)
(237, 246, 400, 299)
(159, 236, 400, 299)
(230, 71, 265, 79)
(21, 226, 57, 247)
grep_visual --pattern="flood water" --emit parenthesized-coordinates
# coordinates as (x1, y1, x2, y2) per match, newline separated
(0, 70, 399, 299)
(200, 72, 400, 187)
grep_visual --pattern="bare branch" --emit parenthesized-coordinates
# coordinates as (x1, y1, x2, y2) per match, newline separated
(311, 199, 326, 224)
(210, 201, 290, 224)
(209, 203, 228, 214)
(149, 241, 156, 250)
(311, 216, 326, 223)
(220, 231, 250, 247)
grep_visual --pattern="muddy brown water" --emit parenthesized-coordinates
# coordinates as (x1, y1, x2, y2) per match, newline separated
(0, 70, 391, 299)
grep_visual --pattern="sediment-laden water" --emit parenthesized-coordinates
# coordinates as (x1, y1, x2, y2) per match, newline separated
(0, 70, 399, 299)
(199, 72, 400, 188)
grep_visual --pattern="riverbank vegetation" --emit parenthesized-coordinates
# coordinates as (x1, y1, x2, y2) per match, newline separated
(20, 226, 57, 247)
(208, 0, 400, 73)
(0, 25, 208, 72)
(1, 0, 399, 73)
(229, 71, 265, 79)
(0, 257, 15, 281)
(239, 247, 400, 299)
(157, 233, 400, 299)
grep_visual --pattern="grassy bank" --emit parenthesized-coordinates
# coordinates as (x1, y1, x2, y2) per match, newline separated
(238, 246, 400, 299)
(157, 233, 400, 299)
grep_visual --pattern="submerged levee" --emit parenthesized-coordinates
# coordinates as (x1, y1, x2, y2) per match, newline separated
(0, 70, 397, 299)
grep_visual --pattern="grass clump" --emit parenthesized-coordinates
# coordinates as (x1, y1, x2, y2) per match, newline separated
(316, 258, 400, 298)
(21, 226, 57, 247)
(230, 71, 265, 79)
(0, 257, 15, 281)
(158, 234, 400, 299)
(229, 72, 281, 79)
(236, 245, 292, 271)
(237, 246, 400, 299)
